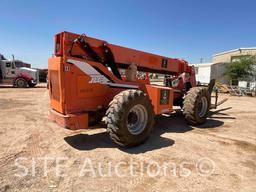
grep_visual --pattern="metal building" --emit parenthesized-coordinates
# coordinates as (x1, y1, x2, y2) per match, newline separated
(213, 48, 256, 63)
(193, 62, 227, 84)
(193, 47, 256, 84)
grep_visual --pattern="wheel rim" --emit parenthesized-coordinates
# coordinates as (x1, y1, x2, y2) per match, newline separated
(17, 80, 25, 87)
(127, 104, 148, 135)
(198, 97, 208, 118)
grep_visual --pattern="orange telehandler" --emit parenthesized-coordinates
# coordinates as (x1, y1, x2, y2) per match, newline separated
(48, 31, 216, 147)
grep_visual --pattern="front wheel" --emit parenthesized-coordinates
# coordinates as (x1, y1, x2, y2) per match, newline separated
(15, 78, 28, 88)
(105, 90, 155, 147)
(183, 87, 210, 125)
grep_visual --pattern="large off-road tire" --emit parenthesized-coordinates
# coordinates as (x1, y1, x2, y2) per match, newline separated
(15, 78, 28, 88)
(183, 87, 210, 125)
(105, 90, 155, 147)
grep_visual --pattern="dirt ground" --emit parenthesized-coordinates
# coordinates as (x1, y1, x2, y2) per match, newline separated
(0, 84, 255, 192)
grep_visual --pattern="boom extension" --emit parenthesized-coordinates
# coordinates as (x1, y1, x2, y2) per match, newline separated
(55, 32, 195, 77)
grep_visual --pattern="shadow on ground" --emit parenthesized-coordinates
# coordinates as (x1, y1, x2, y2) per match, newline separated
(64, 107, 234, 154)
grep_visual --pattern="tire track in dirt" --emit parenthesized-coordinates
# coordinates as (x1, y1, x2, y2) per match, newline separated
(27, 129, 42, 157)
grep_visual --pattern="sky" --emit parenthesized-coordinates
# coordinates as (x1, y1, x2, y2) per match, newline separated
(0, 0, 255, 68)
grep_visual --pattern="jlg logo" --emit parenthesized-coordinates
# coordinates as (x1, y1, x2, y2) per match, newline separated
(89, 75, 109, 84)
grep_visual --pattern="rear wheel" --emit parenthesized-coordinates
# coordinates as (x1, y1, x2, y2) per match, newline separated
(15, 78, 28, 88)
(183, 87, 210, 125)
(105, 90, 155, 147)
(252, 88, 256, 97)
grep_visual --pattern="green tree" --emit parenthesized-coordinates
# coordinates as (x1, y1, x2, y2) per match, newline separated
(225, 57, 256, 81)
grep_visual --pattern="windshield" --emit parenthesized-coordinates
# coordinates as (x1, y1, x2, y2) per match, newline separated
(15, 61, 24, 68)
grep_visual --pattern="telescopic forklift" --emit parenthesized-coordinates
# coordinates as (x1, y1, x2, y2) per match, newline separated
(48, 31, 216, 147)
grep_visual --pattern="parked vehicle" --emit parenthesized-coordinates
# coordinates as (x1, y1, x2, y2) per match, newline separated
(48, 31, 223, 147)
(0, 54, 39, 88)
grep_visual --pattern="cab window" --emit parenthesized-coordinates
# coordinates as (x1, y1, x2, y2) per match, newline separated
(6, 62, 11, 68)
(15, 61, 23, 68)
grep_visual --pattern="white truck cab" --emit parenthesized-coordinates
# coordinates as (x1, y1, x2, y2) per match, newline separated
(0, 55, 39, 88)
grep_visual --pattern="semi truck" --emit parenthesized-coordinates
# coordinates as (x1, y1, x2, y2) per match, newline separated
(0, 54, 39, 88)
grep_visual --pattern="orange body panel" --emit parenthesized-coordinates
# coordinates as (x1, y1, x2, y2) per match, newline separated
(48, 56, 141, 129)
(48, 57, 65, 113)
(146, 85, 174, 114)
(49, 109, 88, 130)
